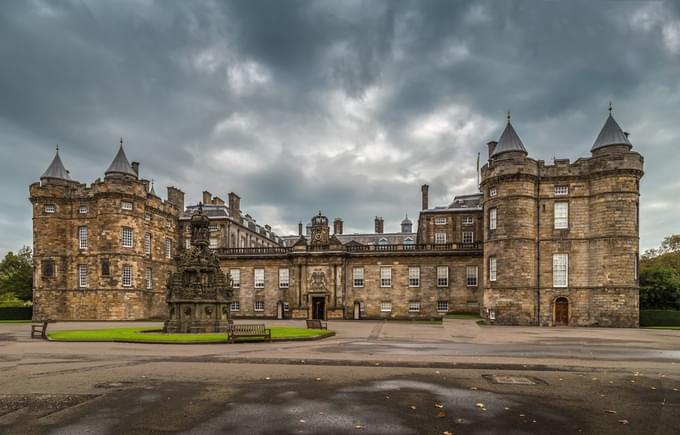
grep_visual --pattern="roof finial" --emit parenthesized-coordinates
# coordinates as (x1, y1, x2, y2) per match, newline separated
(119, 137, 124, 147)
(608, 100, 613, 113)
(55, 144, 59, 152)
(507, 110, 511, 122)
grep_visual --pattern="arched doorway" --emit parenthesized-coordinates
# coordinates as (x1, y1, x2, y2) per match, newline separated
(554, 297, 569, 326)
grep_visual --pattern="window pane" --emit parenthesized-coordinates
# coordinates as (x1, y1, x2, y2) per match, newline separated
(466, 266, 478, 287)
(146, 267, 152, 289)
(380, 267, 392, 287)
(254, 268, 265, 288)
(437, 301, 449, 312)
(437, 266, 449, 287)
(78, 264, 88, 288)
(353, 268, 364, 287)
(230, 301, 240, 311)
(554, 202, 569, 229)
(279, 268, 289, 288)
(380, 302, 392, 312)
(462, 231, 474, 244)
(408, 267, 420, 287)
(408, 302, 421, 312)
(230, 269, 240, 288)
(489, 208, 497, 230)
(435, 233, 447, 244)
(78, 226, 88, 250)
(122, 227, 133, 248)
(122, 265, 132, 287)
(489, 256, 497, 282)
(553, 254, 568, 287)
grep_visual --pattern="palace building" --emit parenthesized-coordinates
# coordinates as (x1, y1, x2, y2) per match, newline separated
(30, 109, 643, 326)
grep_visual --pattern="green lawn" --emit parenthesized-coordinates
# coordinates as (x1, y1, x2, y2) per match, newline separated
(0, 320, 32, 323)
(642, 326, 680, 330)
(48, 326, 333, 344)
(445, 312, 481, 320)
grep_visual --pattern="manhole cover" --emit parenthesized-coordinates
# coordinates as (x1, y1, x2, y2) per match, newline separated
(483, 374, 545, 385)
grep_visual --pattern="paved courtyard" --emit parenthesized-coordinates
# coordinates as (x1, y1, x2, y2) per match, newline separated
(1, 319, 679, 434)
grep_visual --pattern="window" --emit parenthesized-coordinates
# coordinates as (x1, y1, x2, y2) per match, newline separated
(145, 212, 151, 221)
(553, 254, 568, 287)
(489, 256, 497, 282)
(230, 269, 240, 288)
(437, 301, 449, 313)
(403, 237, 415, 245)
(466, 266, 478, 287)
(437, 266, 449, 287)
(209, 238, 218, 249)
(554, 202, 569, 229)
(122, 227, 133, 248)
(44, 204, 56, 213)
(254, 300, 265, 311)
(101, 258, 110, 276)
(353, 267, 364, 287)
(279, 268, 289, 288)
(489, 187, 497, 197)
(185, 239, 191, 250)
(434, 216, 447, 225)
(165, 239, 172, 258)
(463, 217, 474, 225)
(144, 233, 152, 255)
(634, 253, 639, 281)
(554, 185, 569, 196)
(122, 265, 132, 287)
(121, 201, 133, 210)
(78, 226, 88, 250)
(380, 302, 392, 312)
(283, 302, 290, 311)
(230, 301, 240, 311)
(380, 267, 392, 287)
(408, 302, 421, 313)
(209, 224, 218, 231)
(78, 264, 88, 288)
(435, 232, 447, 244)
(378, 238, 388, 246)
(145, 267, 152, 289)
(408, 267, 420, 287)
(254, 268, 265, 288)
(42, 259, 54, 278)
(79, 206, 88, 214)
(462, 231, 474, 244)
(489, 208, 497, 230)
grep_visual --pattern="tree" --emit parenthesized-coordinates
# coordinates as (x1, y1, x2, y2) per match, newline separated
(0, 246, 33, 301)
(639, 265, 680, 310)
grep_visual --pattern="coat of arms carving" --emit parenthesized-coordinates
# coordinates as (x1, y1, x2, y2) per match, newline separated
(309, 270, 328, 291)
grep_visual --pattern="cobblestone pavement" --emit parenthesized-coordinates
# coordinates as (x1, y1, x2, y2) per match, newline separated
(1, 319, 679, 434)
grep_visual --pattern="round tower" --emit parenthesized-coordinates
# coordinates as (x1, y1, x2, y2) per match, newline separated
(586, 108, 643, 326)
(480, 116, 539, 325)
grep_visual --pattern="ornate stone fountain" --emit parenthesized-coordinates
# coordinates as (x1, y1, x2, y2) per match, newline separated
(164, 204, 232, 333)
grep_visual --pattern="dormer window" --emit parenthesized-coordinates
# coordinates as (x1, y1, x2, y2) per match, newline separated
(121, 201, 133, 210)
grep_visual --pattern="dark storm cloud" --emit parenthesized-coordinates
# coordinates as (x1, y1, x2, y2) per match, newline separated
(1, 0, 679, 254)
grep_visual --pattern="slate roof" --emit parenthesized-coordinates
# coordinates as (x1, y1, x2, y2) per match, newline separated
(40, 148, 73, 181)
(422, 193, 483, 213)
(105, 144, 137, 177)
(491, 120, 527, 157)
(180, 204, 282, 243)
(281, 232, 416, 247)
(591, 113, 632, 152)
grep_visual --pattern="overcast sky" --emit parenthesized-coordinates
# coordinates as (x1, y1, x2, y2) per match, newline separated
(1, 0, 679, 255)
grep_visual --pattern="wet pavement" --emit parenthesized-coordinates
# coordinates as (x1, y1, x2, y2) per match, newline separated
(1, 319, 679, 434)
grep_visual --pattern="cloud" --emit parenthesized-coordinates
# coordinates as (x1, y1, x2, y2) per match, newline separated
(1, 0, 679, 254)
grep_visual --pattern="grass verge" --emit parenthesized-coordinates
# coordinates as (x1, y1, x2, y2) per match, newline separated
(642, 326, 680, 330)
(445, 312, 481, 320)
(48, 327, 334, 344)
(0, 320, 32, 324)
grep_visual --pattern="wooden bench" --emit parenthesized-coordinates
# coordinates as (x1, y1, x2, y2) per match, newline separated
(227, 324, 271, 343)
(306, 319, 327, 330)
(31, 320, 53, 339)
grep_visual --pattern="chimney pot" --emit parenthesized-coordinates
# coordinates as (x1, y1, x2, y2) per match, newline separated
(421, 184, 429, 210)
(131, 161, 140, 176)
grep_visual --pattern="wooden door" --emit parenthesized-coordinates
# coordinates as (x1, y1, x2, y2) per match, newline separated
(554, 298, 569, 326)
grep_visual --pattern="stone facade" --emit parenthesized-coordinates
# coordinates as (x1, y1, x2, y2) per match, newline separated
(31, 110, 643, 327)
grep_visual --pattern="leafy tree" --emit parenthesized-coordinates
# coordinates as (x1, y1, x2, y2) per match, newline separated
(639, 265, 680, 310)
(0, 246, 33, 301)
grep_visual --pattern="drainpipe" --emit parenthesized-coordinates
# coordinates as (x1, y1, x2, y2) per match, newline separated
(536, 172, 541, 326)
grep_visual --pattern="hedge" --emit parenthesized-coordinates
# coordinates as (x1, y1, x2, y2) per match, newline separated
(0, 307, 32, 320)
(640, 310, 680, 327)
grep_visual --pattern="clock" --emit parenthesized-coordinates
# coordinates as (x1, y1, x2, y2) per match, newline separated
(314, 233, 321, 241)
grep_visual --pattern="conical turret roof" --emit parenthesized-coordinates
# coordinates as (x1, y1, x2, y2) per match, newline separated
(591, 112, 632, 152)
(105, 139, 137, 177)
(491, 117, 527, 158)
(40, 146, 73, 181)
(149, 180, 157, 197)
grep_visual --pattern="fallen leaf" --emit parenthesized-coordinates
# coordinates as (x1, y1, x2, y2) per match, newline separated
(605, 410, 617, 414)
(618, 419, 629, 425)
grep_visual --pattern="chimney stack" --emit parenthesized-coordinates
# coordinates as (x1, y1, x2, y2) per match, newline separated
(333, 218, 344, 235)
(298, 221, 303, 236)
(202, 191, 212, 205)
(487, 141, 498, 159)
(131, 162, 140, 176)
(228, 192, 241, 222)
(167, 186, 185, 211)
(421, 184, 429, 210)
(374, 216, 384, 234)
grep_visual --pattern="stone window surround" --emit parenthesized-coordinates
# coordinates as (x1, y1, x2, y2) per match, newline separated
(408, 301, 421, 312)
(437, 266, 449, 287)
(122, 227, 133, 248)
(462, 216, 474, 225)
(144, 233, 152, 255)
(380, 302, 392, 312)
(78, 264, 88, 288)
(554, 202, 569, 229)
(489, 256, 497, 282)
(121, 200, 133, 211)
(437, 300, 449, 312)
(554, 185, 569, 196)
(466, 266, 478, 287)
(78, 226, 88, 250)
(79, 206, 88, 214)
(165, 239, 173, 258)
(254, 300, 265, 311)
(462, 231, 474, 244)
(553, 254, 568, 288)
(230, 301, 240, 311)
(230, 268, 240, 288)
(254, 268, 265, 288)
(44, 204, 56, 214)
(279, 268, 289, 288)
(42, 259, 54, 278)
(434, 216, 447, 225)
(380, 267, 392, 288)
(408, 266, 420, 287)
(122, 264, 133, 288)
(489, 208, 497, 230)
(435, 232, 447, 244)
(145, 267, 152, 289)
(353, 267, 364, 287)
(489, 187, 497, 197)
